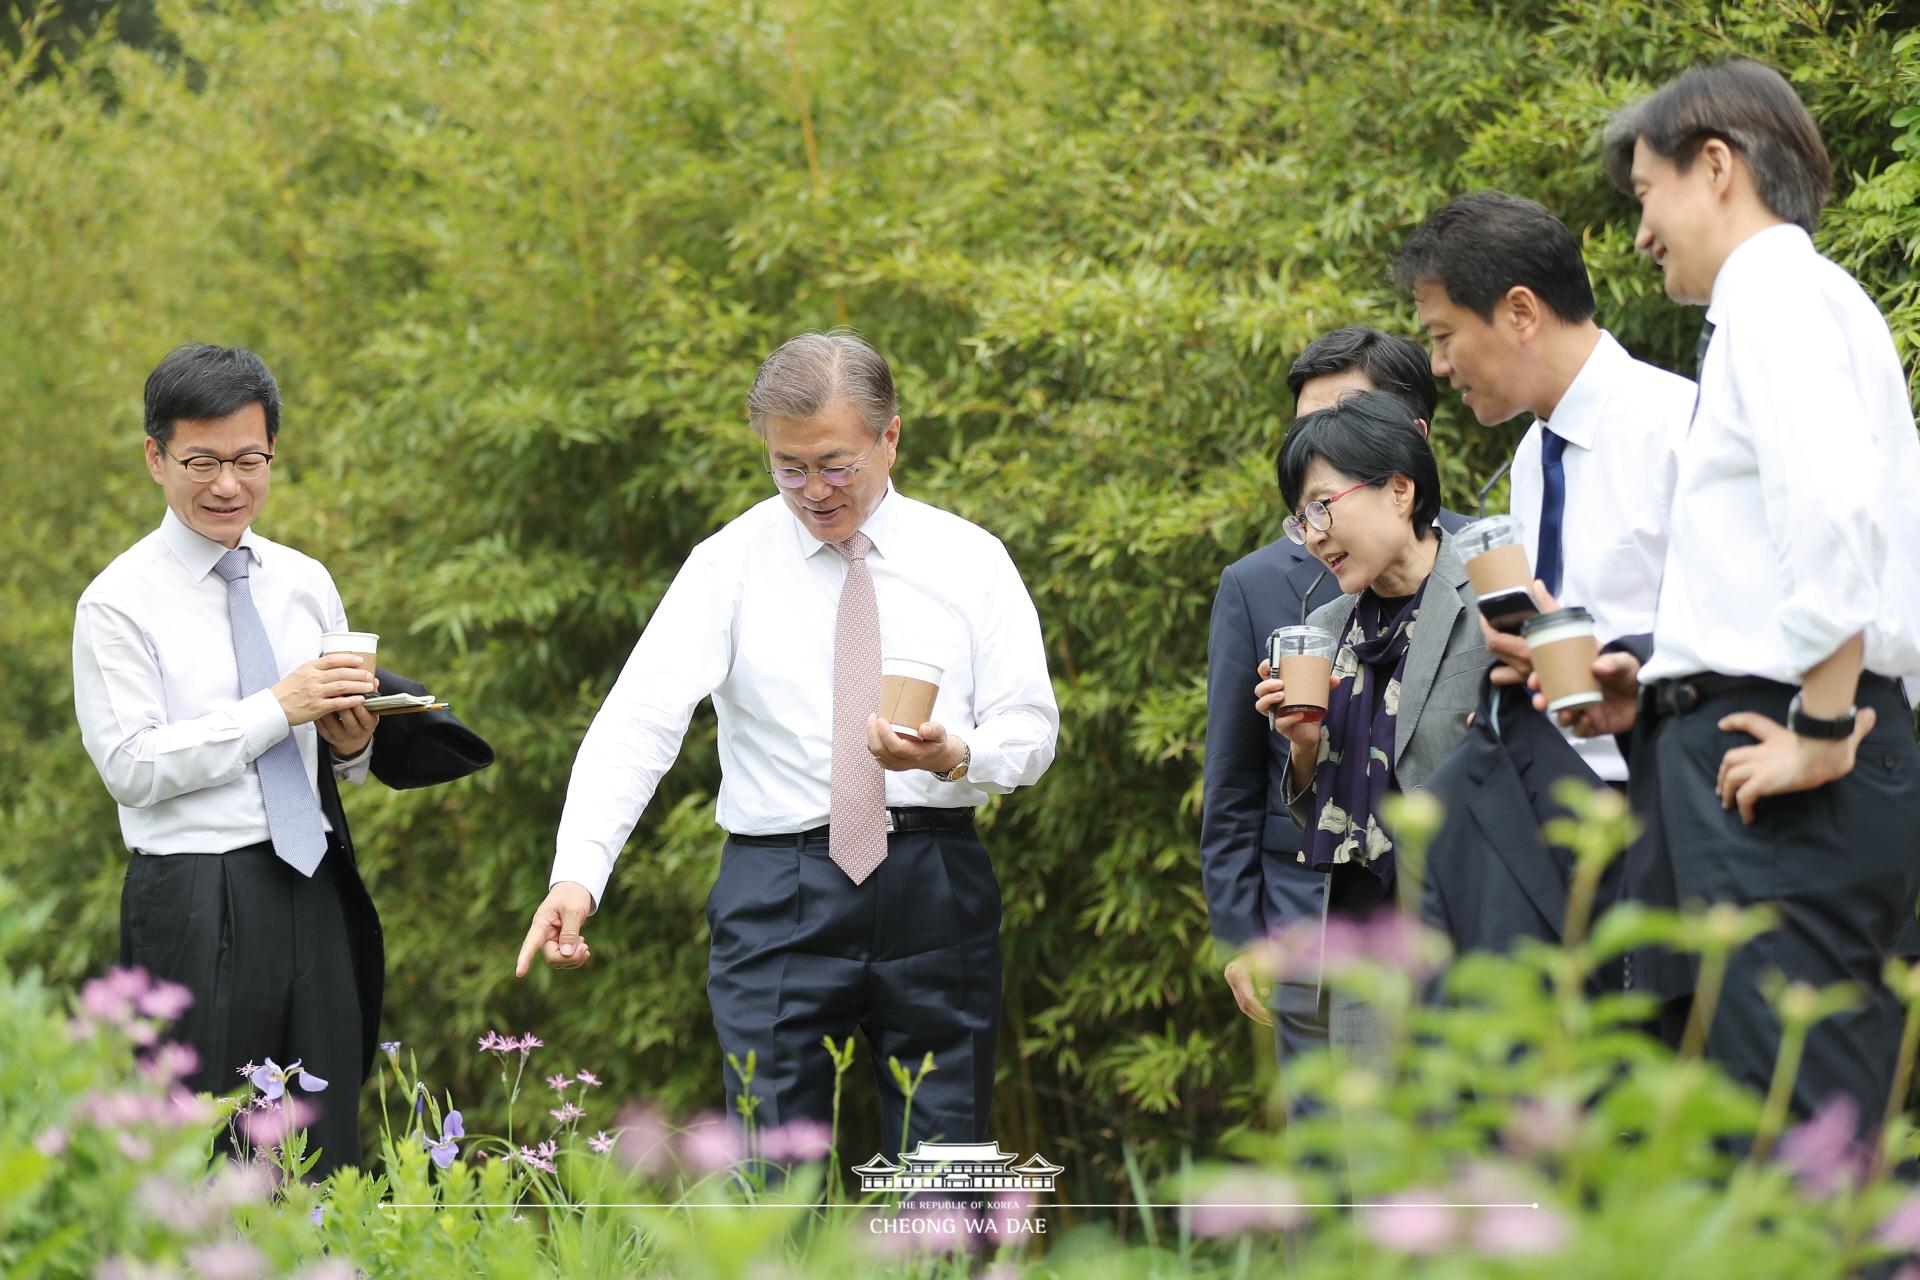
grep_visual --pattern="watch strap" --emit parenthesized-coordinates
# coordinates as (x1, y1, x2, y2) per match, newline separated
(1787, 692, 1857, 741)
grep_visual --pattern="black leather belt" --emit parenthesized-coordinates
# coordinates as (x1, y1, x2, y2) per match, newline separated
(739, 807, 976, 844)
(1645, 671, 1902, 717)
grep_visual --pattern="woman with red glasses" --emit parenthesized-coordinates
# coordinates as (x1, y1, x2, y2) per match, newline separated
(1252, 390, 1490, 1062)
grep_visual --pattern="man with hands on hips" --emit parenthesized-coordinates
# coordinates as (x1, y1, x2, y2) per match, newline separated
(74, 343, 381, 1176)
(1508, 62, 1920, 1128)
(517, 331, 1057, 1146)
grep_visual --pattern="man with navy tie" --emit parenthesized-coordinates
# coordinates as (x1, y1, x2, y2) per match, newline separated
(1395, 191, 1695, 788)
(74, 344, 382, 1175)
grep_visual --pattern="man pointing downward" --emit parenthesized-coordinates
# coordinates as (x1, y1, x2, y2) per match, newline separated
(517, 331, 1058, 1146)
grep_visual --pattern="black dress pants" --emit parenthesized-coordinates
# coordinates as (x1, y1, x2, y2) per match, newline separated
(1627, 677, 1920, 1129)
(705, 825, 1002, 1150)
(120, 841, 365, 1177)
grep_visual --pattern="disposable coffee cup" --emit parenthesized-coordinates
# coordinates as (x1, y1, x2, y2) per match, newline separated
(319, 631, 379, 675)
(1457, 515, 1534, 599)
(1522, 608, 1603, 714)
(1268, 625, 1338, 726)
(880, 658, 942, 739)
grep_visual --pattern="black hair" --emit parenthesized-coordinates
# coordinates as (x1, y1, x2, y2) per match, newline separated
(143, 343, 282, 445)
(1392, 191, 1597, 325)
(1285, 326, 1439, 425)
(1275, 390, 1441, 540)
(1603, 59, 1830, 234)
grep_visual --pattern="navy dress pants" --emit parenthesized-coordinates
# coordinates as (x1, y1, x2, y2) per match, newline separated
(1627, 677, 1920, 1129)
(706, 825, 1002, 1150)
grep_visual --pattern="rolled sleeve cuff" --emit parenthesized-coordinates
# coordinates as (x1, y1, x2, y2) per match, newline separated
(1779, 600, 1874, 682)
(236, 689, 292, 761)
(550, 850, 611, 914)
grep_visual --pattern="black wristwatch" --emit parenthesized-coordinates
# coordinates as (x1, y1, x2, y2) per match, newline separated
(1786, 692, 1857, 741)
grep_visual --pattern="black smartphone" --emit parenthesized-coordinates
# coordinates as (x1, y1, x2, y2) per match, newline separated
(1478, 586, 1541, 635)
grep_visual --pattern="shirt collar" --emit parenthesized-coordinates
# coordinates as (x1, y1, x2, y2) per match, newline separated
(795, 482, 902, 560)
(1707, 222, 1811, 324)
(159, 507, 258, 582)
(1537, 330, 1627, 451)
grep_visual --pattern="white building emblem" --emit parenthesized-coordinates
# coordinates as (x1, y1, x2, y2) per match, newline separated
(852, 1140, 1063, 1193)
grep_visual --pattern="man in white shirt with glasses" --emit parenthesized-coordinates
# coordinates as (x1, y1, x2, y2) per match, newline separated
(73, 343, 381, 1175)
(517, 331, 1058, 1147)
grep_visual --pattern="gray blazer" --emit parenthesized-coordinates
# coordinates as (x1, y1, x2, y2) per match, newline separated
(1285, 531, 1492, 830)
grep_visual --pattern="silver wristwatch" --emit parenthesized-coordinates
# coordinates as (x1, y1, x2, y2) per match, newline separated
(932, 742, 971, 783)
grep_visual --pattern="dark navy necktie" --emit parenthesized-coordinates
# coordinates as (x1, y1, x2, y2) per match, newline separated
(1689, 318, 1716, 428)
(1536, 429, 1568, 598)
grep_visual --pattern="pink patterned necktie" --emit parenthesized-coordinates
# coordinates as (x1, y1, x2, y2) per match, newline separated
(830, 531, 888, 884)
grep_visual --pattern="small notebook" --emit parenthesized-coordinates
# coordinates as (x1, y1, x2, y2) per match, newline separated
(363, 693, 447, 717)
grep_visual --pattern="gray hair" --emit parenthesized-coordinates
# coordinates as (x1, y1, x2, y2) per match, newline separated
(747, 330, 898, 438)
(1603, 60, 1830, 235)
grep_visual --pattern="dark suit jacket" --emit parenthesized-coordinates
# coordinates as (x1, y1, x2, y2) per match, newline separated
(1202, 510, 1469, 950)
(314, 668, 494, 1076)
(1420, 676, 1603, 958)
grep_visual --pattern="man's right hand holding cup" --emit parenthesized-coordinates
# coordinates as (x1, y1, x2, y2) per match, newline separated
(272, 653, 377, 726)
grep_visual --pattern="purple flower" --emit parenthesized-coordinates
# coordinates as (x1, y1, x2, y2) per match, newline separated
(676, 1115, 744, 1176)
(135, 1176, 215, 1231)
(1187, 1172, 1306, 1237)
(33, 1127, 67, 1157)
(760, 1118, 834, 1165)
(588, 1131, 615, 1154)
(477, 1031, 510, 1053)
(79, 970, 141, 1025)
(309, 1204, 325, 1226)
(240, 1097, 317, 1148)
(184, 1240, 268, 1280)
(517, 1145, 556, 1174)
(1778, 1095, 1868, 1197)
(136, 979, 194, 1022)
(249, 1057, 326, 1100)
(1501, 1095, 1583, 1158)
(1322, 911, 1449, 982)
(423, 1110, 465, 1170)
(139, 1041, 200, 1086)
(550, 1101, 586, 1124)
(209, 1162, 275, 1208)
(615, 1105, 673, 1177)
(574, 1070, 601, 1087)
(1877, 1194, 1920, 1250)
(379, 1040, 402, 1062)
(546, 1073, 572, 1090)
(1471, 1204, 1569, 1256)
(1363, 1190, 1461, 1253)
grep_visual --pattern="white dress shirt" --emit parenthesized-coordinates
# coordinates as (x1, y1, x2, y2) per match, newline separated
(551, 486, 1060, 907)
(73, 510, 371, 855)
(1644, 224, 1920, 687)
(1509, 330, 1695, 781)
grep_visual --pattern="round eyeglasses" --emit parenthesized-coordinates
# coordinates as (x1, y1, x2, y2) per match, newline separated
(1282, 479, 1374, 545)
(766, 440, 882, 490)
(162, 446, 275, 483)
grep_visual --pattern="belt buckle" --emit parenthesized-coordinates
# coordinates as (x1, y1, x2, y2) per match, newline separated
(1674, 682, 1701, 715)
(884, 809, 898, 834)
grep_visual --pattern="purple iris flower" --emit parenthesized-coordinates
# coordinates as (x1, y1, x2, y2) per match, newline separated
(423, 1110, 465, 1170)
